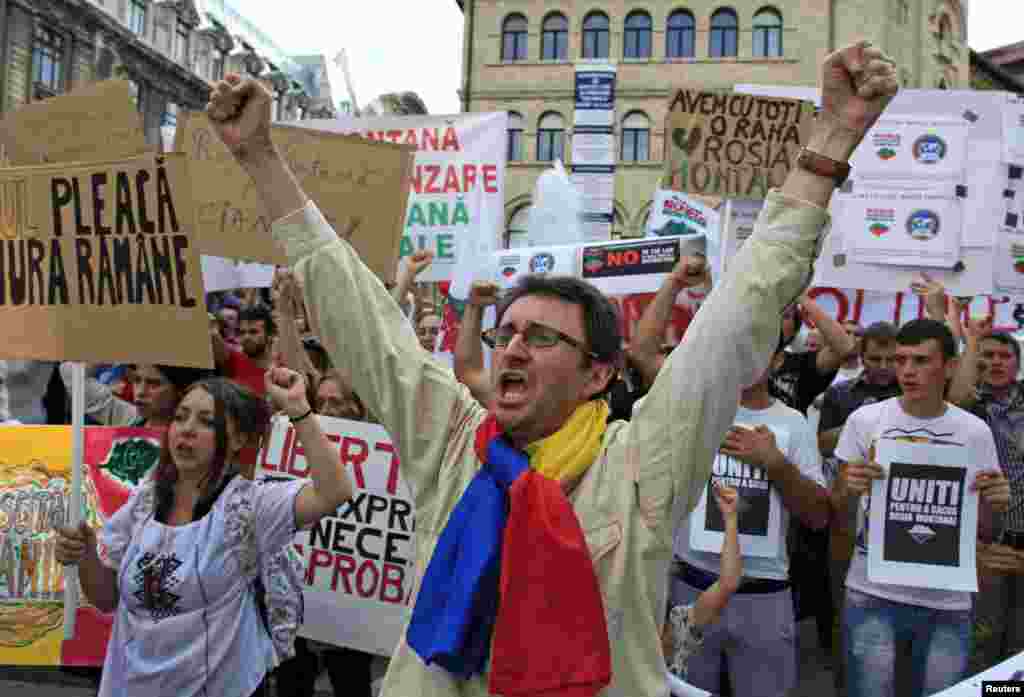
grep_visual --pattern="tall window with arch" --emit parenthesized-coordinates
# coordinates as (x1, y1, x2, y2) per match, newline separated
(507, 111, 524, 162)
(128, 0, 147, 36)
(536, 112, 565, 162)
(709, 8, 738, 58)
(32, 25, 65, 91)
(753, 8, 783, 58)
(541, 13, 568, 60)
(582, 12, 610, 59)
(506, 204, 531, 248)
(502, 14, 528, 61)
(621, 111, 650, 162)
(666, 10, 696, 58)
(623, 11, 652, 59)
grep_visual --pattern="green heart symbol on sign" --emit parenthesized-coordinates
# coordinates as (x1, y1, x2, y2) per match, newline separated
(672, 127, 703, 155)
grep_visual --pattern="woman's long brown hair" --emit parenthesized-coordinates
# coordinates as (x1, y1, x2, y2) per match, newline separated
(153, 378, 271, 523)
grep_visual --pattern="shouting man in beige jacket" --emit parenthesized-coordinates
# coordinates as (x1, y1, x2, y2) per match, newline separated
(205, 41, 898, 697)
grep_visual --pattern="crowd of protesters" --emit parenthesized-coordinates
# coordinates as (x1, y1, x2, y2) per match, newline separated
(4, 38, 1023, 697)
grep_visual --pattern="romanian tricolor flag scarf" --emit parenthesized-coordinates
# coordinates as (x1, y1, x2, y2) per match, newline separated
(407, 400, 613, 697)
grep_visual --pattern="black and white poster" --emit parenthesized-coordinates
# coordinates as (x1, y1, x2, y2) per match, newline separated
(869, 440, 978, 592)
(689, 425, 785, 558)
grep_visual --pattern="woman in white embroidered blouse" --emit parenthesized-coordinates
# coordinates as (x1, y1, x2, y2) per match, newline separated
(55, 368, 354, 697)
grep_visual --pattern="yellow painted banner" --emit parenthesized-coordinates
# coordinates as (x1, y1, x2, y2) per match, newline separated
(0, 426, 145, 665)
(1, 427, 75, 664)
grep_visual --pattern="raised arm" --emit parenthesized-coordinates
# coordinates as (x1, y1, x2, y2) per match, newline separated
(690, 483, 742, 628)
(948, 315, 991, 408)
(391, 250, 434, 306)
(59, 362, 139, 426)
(910, 272, 965, 342)
(800, 293, 858, 374)
(628, 257, 709, 390)
(454, 281, 497, 406)
(271, 269, 319, 380)
(265, 366, 354, 527)
(210, 314, 230, 367)
(628, 41, 899, 534)
(206, 76, 478, 503)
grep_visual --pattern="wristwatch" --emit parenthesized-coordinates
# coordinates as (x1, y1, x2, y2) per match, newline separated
(796, 148, 852, 187)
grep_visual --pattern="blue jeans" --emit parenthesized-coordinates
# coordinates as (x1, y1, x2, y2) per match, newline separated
(844, 588, 971, 697)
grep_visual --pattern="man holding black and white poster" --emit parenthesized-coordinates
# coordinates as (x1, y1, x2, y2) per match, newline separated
(833, 319, 1010, 697)
(669, 333, 829, 697)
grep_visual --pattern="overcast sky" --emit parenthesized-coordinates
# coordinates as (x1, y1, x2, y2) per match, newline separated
(238, 0, 1019, 117)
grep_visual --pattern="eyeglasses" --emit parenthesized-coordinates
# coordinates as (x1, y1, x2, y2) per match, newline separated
(481, 321, 600, 360)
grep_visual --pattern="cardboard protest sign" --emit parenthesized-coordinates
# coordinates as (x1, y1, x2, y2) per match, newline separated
(295, 113, 508, 283)
(257, 415, 414, 657)
(0, 153, 212, 368)
(869, 440, 978, 592)
(176, 113, 416, 279)
(689, 426, 785, 558)
(0, 426, 160, 666)
(665, 88, 813, 200)
(0, 80, 147, 166)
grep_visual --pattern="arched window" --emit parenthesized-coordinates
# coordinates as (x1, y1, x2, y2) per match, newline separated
(621, 111, 650, 162)
(507, 111, 524, 161)
(541, 13, 568, 60)
(506, 204, 531, 248)
(582, 12, 610, 59)
(624, 11, 652, 59)
(753, 8, 782, 57)
(709, 8, 738, 58)
(501, 14, 528, 61)
(540, 12, 573, 60)
(666, 10, 696, 58)
(537, 112, 565, 162)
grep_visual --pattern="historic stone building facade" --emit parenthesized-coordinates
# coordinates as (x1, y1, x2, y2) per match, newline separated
(456, 0, 969, 243)
(0, 0, 332, 149)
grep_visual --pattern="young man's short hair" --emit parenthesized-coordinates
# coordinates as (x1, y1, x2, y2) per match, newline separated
(981, 332, 1022, 365)
(238, 303, 277, 336)
(861, 321, 898, 351)
(895, 319, 957, 360)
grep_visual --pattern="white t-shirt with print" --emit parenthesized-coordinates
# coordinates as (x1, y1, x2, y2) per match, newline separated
(673, 400, 825, 581)
(835, 398, 998, 611)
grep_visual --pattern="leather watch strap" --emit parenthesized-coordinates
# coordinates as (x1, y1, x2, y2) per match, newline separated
(796, 147, 852, 187)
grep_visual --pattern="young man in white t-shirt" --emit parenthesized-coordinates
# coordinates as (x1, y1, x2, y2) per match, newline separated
(669, 334, 830, 697)
(833, 319, 1010, 697)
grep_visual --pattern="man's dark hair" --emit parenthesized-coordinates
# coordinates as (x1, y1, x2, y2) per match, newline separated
(861, 321, 898, 351)
(495, 275, 622, 392)
(981, 332, 1022, 365)
(895, 319, 957, 360)
(238, 303, 277, 336)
